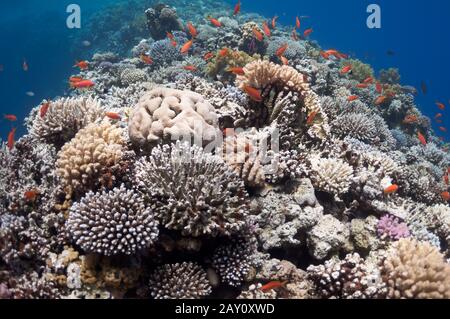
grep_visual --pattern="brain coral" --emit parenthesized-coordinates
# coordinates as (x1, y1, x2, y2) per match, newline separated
(56, 121, 125, 194)
(309, 155, 354, 195)
(148, 262, 211, 299)
(381, 239, 450, 299)
(134, 141, 249, 237)
(66, 184, 159, 256)
(128, 87, 221, 150)
(30, 97, 103, 145)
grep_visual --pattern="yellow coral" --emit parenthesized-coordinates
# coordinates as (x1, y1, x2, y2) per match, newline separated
(206, 49, 260, 81)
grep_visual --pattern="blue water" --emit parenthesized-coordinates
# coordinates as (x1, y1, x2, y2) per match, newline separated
(1, 0, 449, 141)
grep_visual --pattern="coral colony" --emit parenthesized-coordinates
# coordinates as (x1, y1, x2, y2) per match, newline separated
(2, 0, 450, 299)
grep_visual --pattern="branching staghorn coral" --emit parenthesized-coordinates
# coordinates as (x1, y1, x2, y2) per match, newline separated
(148, 262, 212, 299)
(56, 121, 125, 195)
(381, 239, 450, 299)
(134, 141, 249, 237)
(30, 97, 103, 146)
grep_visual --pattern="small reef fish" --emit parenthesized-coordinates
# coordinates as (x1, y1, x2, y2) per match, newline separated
(203, 52, 214, 60)
(439, 127, 447, 133)
(444, 173, 449, 185)
(340, 65, 352, 74)
(320, 51, 330, 60)
(295, 16, 301, 29)
(401, 85, 418, 96)
(7, 127, 16, 150)
(420, 81, 427, 95)
(187, 22, 198, 38)
(166, 32, 175, 41)
(436, 119, 443, 124)
(436, 102, 446, 110)
(356, 83, 369, 89)
(376, 82, 383, 94)
(303, 28, 313, 37)
(271, 16, 278, 29)
(180, 40, 194, 54)
(262, 21, 271, 37)
(275, 44, 288, 57)
(233, 0, 241, 16)
(375, 95, 387, 105)
(260, 281, 288, 292)
(243, 85, 263, 102)
(435, 113, 443, 119)
(418, 132, 427, 146)
(74, 61, 89, 70)
(140, 54, 153, 65)
(363, 77, 374, 84)
(26, 91, 35, 97)
(82, 40, 91, 47)
(208, 17, 222, 27)
(69, 76, 83, 83)
(441, 191, 450, 201)
(386, 50, 396, 56)
(183, 65, 197, 71)
(70, 79, 95, 89)
(227, 67, 245, 75)
(105, 112, 121, 120)
(40, 101, 51, 118)
(4, 114, 17, 122)
(219, 48, 229, 57)
(170, 40, 178, 47)
(23, 59, 29, 71)
(253, 27, 264, 41)
(280, 56, 289, 66)
(24, 189, 39, 202)
(291, 28, 299, 41)
(306, 111, 318, 125)
(384, 184, 399, 195)
(347, 95, 359, 102)
(402, 115, 418, 124)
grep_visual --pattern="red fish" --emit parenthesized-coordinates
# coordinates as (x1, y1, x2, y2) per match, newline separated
(170, 40, 178, 47)
(69, 76, 83, 83)
(40, 101, 51, 118)
(306, 111, 318, 125)
(204, 52, 214, 60)
(23, 59, 29, 71)
(24, 189, 39, 202)
(233, 0, 241, 15)
(418, 132, 427, 146)
(187, 22, 198, 38)
(442, 191, 450, 201)
(253, 27, 264, 41)
(303, 28, 313, 37)
(70, 79, 95, 89)
(363, 77, 374, 84)
(262, 21, 271, 37)
(384, 184, 399, 195)
(275, 44, 288, 57)
(261, 281, 288, 292)
(356, 83, 369, 89)
(435, 113, 443, 119)
(320, 51, 330, 60)
(209, 17, 222, 27)
(167, 32, 175, 41)
(180, 40, 194, 54)
(295, 16, 301, 29)
(402, 115, 418, 124)
(74, 61, 89, 70)
(7, 127, 16, 150)
(183, 65, 197, 71)
(376, 82, 383, 94)
(436, 102, 446, 110)
(280, 56, 289, 66)
(375, 95, 387, 105)
(227, 67, 245, 75)
(140, 54, 153, 65)
(436, 119, 443, 124)
(439, 127, 447, 133)
(105, 112, 121, 120)
(4, 114, 17, 122)
(271, 16, 278, 29)
(443, 173, 449, 185)
(340, 65, 352, 74)
(243, 85, 263, 102)
(347, 95, 359, 102)
(219, 48, 229, 57)
(291, 28, 299, 41)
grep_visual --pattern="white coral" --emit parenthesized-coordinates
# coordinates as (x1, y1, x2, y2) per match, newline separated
(310, 155, 354, 195)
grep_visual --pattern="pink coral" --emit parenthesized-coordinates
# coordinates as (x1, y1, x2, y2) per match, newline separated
(377, 215, 410, 241)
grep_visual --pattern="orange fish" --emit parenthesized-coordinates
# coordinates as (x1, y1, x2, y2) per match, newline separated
(275, 44, 288, 57)
(233, 0, 241, 15)
(243, 85, 263, 102)
(209, 17, 222, 27)
(435, 113, 443, 119)
(262, 21, 271, 37)
(4, 114, 17, 122)
(203, 52, 214, 60)
(320, 51, 330, 60)
(375, 95, 387, 105)
(271, 16, 278, 29)
(280, 56, 289, 66)
(340, 65, 352, 74)
(166, 32, 175, 41)
(306, 111, 318, 125)
(183, 65, 197, 71)
(443, 174, 449, 185)
(442, 191, 450, 201)
(295, 16, 301, 29)
(180, 40, 194, 54)
(227, 67, 245, 75)
(7, 127, 16, 150)
(436, 119, 444, 124)
(170, 40, 178, 47)
(219, 48, 229, 57)
(105, 112, 121, 120)
(376, 82, 383, 94)
(303, 28, 313, 37)
(40, 101, 51, 118)
(69, 76, 83, 83)
(23, 59, 29, 71)
(439, 127, 447, 133)
(418, 132, 427, 146)
(261, 281, 288, 292)
(74, 61, 89, 70)
(436, 102, 446, 110)
(70, 79, 95, 89)
(24, 189, 39, 202)
(363, 77, 374, 84)
(140, 54, 153, 65)
(187, 22, 198, 38)
(253, 27, 264, 41)
(384, 184, 399, 195)
(402, 115, 418, 124)
(347, 95, 359, 102)
(356, 83, 369, 89)
(291, 28, 299, 41)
